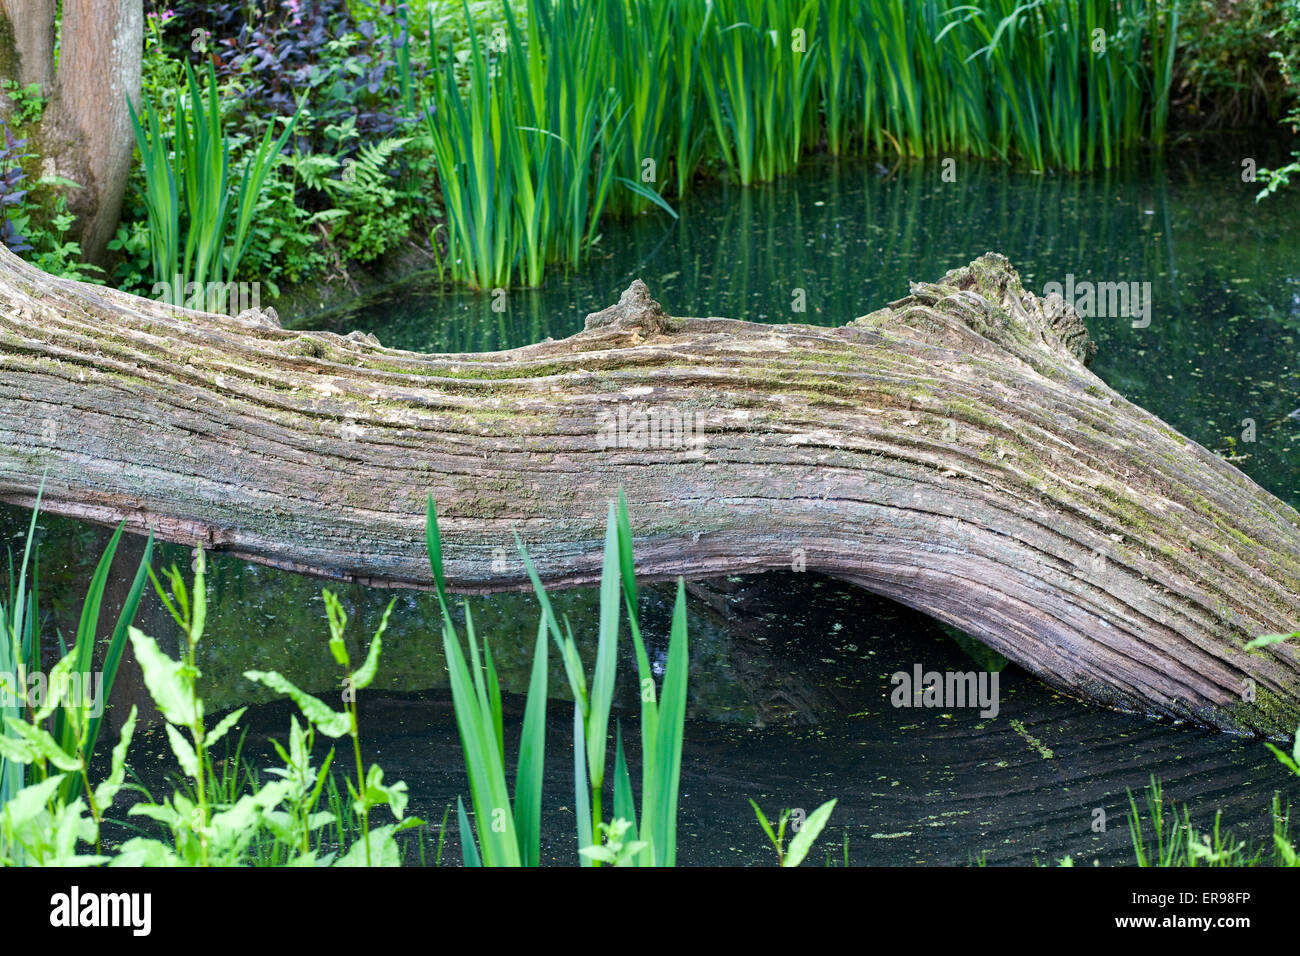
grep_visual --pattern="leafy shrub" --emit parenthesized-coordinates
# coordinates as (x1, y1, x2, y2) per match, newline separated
(1175, 0, 1292, 127)
(0, 118, 102, 281)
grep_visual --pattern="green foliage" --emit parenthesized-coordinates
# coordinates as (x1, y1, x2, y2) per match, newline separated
(127, 60, 303, 304)
(427, 490, 692, 866)
(0, 487, 151, 862)
(1255, 1, 1300, 199)
(290, 136, 416, 265)
(245, 588, 415, 867)
(579, 817, 648, 866)
(0, 81, 47, 126)
(13, 185, 104, 282)
(750, 798, 838, 867)
(99, 0, 1191, 296)
(0, 527, 420, 867)
(1176, 0, 1292, 127)
(1125, 773, 1297, 867)
(423, 0, 634, 288)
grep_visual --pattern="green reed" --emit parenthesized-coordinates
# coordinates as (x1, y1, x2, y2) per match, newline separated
(419, 0, 1178, 285)
(128, 61, 301, 307)
(0, 486, 152, 825)
(429, 491, 689, 866)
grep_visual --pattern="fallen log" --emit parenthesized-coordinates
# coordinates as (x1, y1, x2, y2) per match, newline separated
(1, 245, 1297, 735)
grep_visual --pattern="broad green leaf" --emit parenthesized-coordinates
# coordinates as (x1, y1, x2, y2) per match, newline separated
(207, 794, 266, 846)
(336, 824, 404, 867)
(513, 616, 548, 867)
(749, 799, 778, 849)
(205, 706, 247, 748)
(573, 700, 593, 866)
(165, 723, 199, 779)
(128, 801, 182, 827)
(587, 503, 622, 792)
(783, 798, 838, 868)
(354, 764, 409, 821)
(35, 650, 76, 723)
(243, 670, 350, 738)
(613, 723, 645, 864)
(129, 627, 199, 726)
(425, 496, 452, 615)
(482, 630, 504, 764)
(457, 795, 481, 867)
(647, 578, 689, 866)
(4, 718, 81, 771)
(517, 534, 587, 708)
(579, 844, 617, 864)
(442, 621, 519, 866)
(1, 773, 66, 828)
(109, 837, 178, 867)
(146, 563, 185, 632)
(82, 533, 154, 798)
(46, 797, 99, 863)
(52, 522, 124, 756)
(350, 599, 395, 690)
(0, 731, 35, 764)
(1265, 741, 1300, 777)
(94, 706, 137, 809)
(323, 589, 349, 665)
(614, 175, 679, 218)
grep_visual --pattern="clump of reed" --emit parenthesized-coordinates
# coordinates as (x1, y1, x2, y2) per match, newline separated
(418, 0, 1181, 289)
(1, 484, 153, 862)
(427, 491, 690, 866)
(128, 61, 302, 308)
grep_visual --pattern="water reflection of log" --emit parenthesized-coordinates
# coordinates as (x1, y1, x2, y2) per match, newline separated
(682, 575, 863, 727)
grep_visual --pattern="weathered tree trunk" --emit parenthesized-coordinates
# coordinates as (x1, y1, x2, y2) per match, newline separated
(0, 245, 1297, 735)
(0, 0, 142, 264)
(0, 0, 56, 96)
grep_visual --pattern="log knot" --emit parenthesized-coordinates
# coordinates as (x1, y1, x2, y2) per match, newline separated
(236, 306, 282, 329)
(933, 252, 1096, 366)
(583, 279, 674, 334)
(346, 329, 382, 348)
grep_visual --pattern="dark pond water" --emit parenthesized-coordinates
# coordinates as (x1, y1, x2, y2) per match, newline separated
(6, 135, 1300, 865)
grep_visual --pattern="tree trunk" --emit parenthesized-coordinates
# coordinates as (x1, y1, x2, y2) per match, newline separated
(0, 0, 141, 264)
(0, 0, 56, 98)
(1, 245, 1297, 736)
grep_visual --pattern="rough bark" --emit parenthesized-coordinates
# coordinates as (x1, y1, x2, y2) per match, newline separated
(0, 0, 56, 97)
(0, 244, 1297, 735)
(0, 0, 142, 263)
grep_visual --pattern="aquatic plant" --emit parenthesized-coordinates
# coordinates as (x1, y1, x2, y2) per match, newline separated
(244, 588, 418, 866)
(427, 490, 690, 866)
(0, 487, 152, 834)
(750, 798, 838, 867)
(1125, 774, 1296, 867)
(0, 494, 144, 864)
(423, 0, 672, 288)
(416, 0, 1178, 288)
(103, 550, 417, 866)
(128, 60, 303, 305)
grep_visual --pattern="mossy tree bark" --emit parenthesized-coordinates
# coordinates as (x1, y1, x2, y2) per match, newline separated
(1, 245, 1297, 735)
(0, 0, 142, 263)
